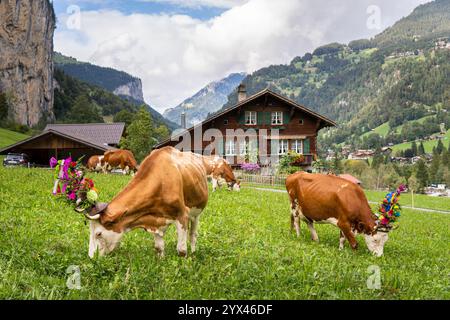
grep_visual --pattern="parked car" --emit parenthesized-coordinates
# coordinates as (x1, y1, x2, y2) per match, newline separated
(2, 153, 30, 167)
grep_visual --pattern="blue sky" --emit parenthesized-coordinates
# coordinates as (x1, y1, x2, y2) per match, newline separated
(52, 0, 227, 20)
(53, 0, 430, 112)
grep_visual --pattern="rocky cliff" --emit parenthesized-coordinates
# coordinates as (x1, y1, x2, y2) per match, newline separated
(0, 0, 55, 126)
(113, 79, 144, 102)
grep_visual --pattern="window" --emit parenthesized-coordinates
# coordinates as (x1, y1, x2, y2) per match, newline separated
(245, 111, 257, 125)
(278, 140, 289, 155)
(299, 119, 304, 125)
(224, 119, 229, 125)
(292, 140, 303, 154)
(271, 112, 283, 125)
(226, 140, 236, 156)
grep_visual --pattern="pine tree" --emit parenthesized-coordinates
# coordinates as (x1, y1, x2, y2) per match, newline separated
(415, 159, 429, 193)
(411, 141, 418, 156)
(418, 142, 425, 155)
(428, 153, 440, 183)
(436, 139, 444, 155)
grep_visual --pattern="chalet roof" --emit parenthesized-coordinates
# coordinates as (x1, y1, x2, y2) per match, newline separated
(44, 123, 125, 147)
(0, 129, 116, 154)
(155, 88, 336, 148)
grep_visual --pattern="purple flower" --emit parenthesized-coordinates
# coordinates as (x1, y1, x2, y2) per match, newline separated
(68, 192, 76, 201)
(62, 157, 72, 180)
(241, 163, 260, 172)
(397, 184, 407, 194)
(49, 157, 58, 168)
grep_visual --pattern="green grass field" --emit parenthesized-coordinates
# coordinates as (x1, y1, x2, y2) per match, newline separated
(0, 128, 29, 149)
(0, 166, 449, 299)
(391, 129, 450, 153)
(360, 115, 436, 140)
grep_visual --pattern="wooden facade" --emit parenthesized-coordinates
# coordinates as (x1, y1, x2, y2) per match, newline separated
(0, 130, 112, 166)
(155, 88, 336, 168)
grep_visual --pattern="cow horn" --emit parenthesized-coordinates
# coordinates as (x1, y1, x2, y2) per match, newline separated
(84, 202, 108, 220)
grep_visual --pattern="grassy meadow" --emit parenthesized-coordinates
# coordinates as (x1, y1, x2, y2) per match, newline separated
(0, 128, 29, 149)
(0, 166, 449, 299)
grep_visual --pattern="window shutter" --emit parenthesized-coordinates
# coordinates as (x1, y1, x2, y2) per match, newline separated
(238, 111, 245, 125)
(265, 112, 271, 125)
(303, 138, 310, 154)
(283, 111, 291, 124)
(257, 112, 263, 125)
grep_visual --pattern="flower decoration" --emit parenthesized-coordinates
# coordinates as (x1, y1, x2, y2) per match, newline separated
(50, 156, 99, 211)
(376, 184, 406, 229)
(241, 162, 261, 173)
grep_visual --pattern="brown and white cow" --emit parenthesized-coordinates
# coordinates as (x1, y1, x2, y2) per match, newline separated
(202, 156, 240, 192)
(101, 149, 138, 175)
(286, 172, 392, 257)
(87, 155, 104, 172)
(84, 146, 209, 258)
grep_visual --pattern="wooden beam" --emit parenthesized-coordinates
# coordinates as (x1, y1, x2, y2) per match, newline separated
(315, 119, 322, 131)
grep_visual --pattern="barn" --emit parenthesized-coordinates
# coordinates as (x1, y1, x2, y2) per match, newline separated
(0, 123, 125, 166)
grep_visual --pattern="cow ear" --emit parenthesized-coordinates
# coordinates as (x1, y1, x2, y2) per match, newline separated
(85, 202, 108, 220)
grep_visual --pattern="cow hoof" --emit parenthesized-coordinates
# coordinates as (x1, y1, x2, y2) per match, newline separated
(178, 251, 187, 257)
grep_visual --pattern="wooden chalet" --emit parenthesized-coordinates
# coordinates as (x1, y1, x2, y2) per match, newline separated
(0, 123, 125, 166)
(155, 86, 336, 169)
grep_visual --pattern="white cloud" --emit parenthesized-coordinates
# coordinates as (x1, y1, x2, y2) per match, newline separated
(54, 0, 430, 113)
(137, 0, 249, 9)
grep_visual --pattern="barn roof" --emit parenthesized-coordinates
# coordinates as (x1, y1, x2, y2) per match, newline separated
(0, 129, 115, 154)
(44, 123, 125, 147)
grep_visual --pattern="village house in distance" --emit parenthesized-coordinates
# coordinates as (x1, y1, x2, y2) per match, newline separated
(155, 86, 336, 170)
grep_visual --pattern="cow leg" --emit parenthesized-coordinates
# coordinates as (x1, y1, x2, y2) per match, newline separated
(306, 221, 319, 242)
(338, 221, 358, 250)
(153, 226, 168, 258)
(212, 177, 218, 192)
(175, 216, 188, 257)
(290, 201, 301, 237)
(189, 214, 201, 253)
(339, 231, 346, 250)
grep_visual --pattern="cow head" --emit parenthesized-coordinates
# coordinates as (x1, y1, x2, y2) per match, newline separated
(227, 180, 241, 192)
(84, 203, 124, 258)
(363, 222, 397, 257)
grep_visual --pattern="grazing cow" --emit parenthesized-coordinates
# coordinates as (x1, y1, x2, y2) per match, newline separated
(286, 172, 392, 257)
(87, 155, 104, 172)
(101, 149, 138, 174)
(84, 146, 209, 258)
(202, 156, 240, 192)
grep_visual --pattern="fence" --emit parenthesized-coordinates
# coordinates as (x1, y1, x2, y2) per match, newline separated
(236, 171, 288, 187)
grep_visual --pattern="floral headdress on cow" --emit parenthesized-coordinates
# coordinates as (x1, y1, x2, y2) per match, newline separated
(50, 157, 99, 212)
(376, 184, 406, 231)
